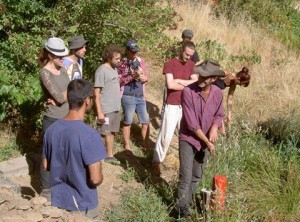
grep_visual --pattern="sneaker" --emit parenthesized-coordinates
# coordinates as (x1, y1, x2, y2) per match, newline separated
(105, 157, 120, 165)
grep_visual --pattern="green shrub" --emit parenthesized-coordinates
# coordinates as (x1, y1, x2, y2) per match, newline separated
(0, 0, 174, 125)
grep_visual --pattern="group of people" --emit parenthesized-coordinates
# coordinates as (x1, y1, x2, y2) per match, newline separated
(38, 35, 150, 220)
(38, 29, 251, 220)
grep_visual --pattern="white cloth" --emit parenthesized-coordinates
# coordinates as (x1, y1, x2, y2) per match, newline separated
(152, 104, 182, 163)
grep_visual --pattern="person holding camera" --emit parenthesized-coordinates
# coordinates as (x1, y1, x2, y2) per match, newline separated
(118, 39, 150, 156)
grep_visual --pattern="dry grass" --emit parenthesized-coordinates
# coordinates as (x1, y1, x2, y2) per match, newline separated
(159, 1, 300, 126)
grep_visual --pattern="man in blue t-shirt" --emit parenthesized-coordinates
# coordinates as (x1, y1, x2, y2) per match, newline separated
(42, 79, 106, 220)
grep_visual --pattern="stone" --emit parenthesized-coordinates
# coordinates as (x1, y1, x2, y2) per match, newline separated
(40, 206, 52, 218)
(0, 179, 21, 194)
(0, 156, 29, 178)
(25, 212, 43, 222)
(31, 196, 47, 206)
(17, 203, 31, 210)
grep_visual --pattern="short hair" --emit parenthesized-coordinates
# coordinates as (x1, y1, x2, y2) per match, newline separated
(180, 40, 196, 53)
(102, 44, 123, 63)
(67, 79, 93, 110)
(236, 67, 251, 87)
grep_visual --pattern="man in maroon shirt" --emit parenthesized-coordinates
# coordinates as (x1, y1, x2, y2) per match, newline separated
(152, 41, 198, 174)
(177, 59, 225, 218)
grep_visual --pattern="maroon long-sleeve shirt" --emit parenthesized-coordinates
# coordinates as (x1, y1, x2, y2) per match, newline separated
(179, 82, 224, 151)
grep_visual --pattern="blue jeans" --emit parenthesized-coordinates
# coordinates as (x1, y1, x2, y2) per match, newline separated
(121, 95, 149, 124)
(177, 140, 209, 217)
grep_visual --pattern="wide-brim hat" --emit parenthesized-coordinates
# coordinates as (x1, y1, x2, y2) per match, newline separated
(44, 37, 69, 56)
(126, 39, 141, 52)
(68, 36, 89, 50)
(195, 59, 225, 77)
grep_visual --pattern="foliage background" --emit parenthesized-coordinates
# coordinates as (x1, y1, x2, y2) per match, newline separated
(0, 0, 174, 124)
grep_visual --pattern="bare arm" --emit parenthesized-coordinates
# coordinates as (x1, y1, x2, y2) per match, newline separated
(94, 87, 105, 123)
(88, 161, 103, 186)
(226, 82, 236, 124)
(177, 73, 198, 86)
(165, 73, 197, 90)
(194, 128, 215, 156)
(41, 158, 48, 171)
(40, 70, 67, 104)
(208, 124, 219, 144)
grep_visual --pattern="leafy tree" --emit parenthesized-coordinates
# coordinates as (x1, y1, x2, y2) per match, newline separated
(0, 0, 174, 124)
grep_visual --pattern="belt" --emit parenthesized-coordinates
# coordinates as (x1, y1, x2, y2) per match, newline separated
(123, 93, 144, 98)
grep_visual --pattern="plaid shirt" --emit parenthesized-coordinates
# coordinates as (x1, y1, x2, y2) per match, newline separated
(117, 56, 149, 98)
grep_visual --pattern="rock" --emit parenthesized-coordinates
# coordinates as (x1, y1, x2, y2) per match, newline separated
(31, 196, 47, 206)
(25, 212, 43, 222)
(17, 203, 31, 210)
(0, 156, 29, 178)
(49, 207, 64, 218)
(1, 214, 27, 222)
(0, 179, 21, 194)
(40, 206, 52, 218)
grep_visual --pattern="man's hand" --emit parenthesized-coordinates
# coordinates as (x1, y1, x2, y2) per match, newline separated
(208, 125, 219, 143)
(47, 98, 57, 106)
(96, 113, 105, 125)
(225, 113, 232, 125)
(206, 141, 215, 156)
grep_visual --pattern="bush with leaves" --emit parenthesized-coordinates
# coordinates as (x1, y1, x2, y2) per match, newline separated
(0, 0, 174, 124)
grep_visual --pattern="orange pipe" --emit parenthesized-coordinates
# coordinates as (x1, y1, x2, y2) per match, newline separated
(210, 175, 227, 212)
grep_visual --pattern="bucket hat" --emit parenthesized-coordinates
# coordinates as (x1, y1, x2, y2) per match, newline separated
(195, 59, 225, 77)
(68, 36, 89, 50)
(126, 39, 141, 52)
(44, 37, 69, 56)
(182, 29, 194, 38)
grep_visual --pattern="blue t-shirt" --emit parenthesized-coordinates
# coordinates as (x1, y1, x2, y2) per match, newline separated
(43, 119, 107, 211)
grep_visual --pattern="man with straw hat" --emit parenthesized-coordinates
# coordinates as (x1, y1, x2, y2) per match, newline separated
(177, 59, 225, 219)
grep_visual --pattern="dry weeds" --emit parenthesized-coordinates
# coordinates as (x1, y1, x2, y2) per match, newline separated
(161, 1, 300, 125)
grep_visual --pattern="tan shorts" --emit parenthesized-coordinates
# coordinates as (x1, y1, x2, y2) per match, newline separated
(98, 111, 121, 135)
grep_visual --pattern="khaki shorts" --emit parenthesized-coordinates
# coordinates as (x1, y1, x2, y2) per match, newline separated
(98, 111, 121, 135)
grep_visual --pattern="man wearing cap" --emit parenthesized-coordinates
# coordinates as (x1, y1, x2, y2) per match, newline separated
(63, 35, 89, 80)
(177, 60, 225, 218)
(118, 39, 149, 155)
(152, 41, 198, 174)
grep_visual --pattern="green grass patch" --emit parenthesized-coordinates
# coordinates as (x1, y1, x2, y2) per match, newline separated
(104, 187, 172, 222)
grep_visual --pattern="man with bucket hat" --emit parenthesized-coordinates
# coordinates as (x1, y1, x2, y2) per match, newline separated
(63, 35, 89, 80)
(177, 59, 225, 219)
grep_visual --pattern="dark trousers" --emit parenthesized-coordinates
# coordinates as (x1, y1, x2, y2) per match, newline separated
(177, 140, 209, 217)
(40, 115, 58, 190)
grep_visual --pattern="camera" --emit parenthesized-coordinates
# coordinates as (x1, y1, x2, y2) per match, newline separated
(129, 60, 140, 70)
